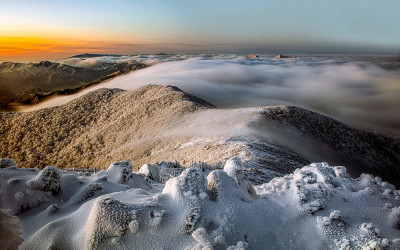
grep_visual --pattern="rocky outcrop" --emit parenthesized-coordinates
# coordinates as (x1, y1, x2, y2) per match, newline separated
(245, 54, 259, 58)
(275, 54, 297, 58)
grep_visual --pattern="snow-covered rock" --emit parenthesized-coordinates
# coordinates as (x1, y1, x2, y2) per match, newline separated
(93, 161, 150, 189)
(84, 196, 137, 249)
(0, 160, 399, 249)
(245, 54, 259, 58)
(100, 161, 133, 184)
(223, 157, 258, 200)
(139, 163, 160, 182)
(27, 166, 61, 194)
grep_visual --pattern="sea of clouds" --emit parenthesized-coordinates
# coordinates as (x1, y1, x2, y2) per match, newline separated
(27, 54, 400, 136)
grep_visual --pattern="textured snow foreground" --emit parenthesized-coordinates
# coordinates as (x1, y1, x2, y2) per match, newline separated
(1, 158, 400, 249)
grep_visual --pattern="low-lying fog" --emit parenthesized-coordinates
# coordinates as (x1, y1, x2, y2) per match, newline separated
(20, 55, 400, 136)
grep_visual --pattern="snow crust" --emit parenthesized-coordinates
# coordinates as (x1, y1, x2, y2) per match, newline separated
(0, 158, 399, 249)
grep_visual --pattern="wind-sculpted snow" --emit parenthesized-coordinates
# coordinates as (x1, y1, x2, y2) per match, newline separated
(0, 158, 399, 249)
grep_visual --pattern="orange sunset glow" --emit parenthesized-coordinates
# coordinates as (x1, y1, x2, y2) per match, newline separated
(1, 0, 398, 62)
(0, 36, 125, 61)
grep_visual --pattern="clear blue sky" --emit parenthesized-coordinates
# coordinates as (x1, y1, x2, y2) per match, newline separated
(1, 0, 399, 59)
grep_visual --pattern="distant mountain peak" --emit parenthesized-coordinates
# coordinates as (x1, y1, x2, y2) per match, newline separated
(33, 61, 57, 67)
(69, 53, 125, 58)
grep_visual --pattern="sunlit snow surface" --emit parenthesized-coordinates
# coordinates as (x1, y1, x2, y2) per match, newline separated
(23, 54, 400, 136)
(1, 158, 399, 249)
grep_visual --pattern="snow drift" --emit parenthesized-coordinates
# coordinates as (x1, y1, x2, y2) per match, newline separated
(0, 158, 399, 249)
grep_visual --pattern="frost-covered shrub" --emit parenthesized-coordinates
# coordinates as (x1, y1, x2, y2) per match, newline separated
(223, 157, 258, 200)
(84, 197, 136, 249)
(223, 157, 244, 183)
(162, 168, 208, 234)
(184, 207, 201, 234)
(94, 161, 150, 189)
(138, 164, 160, 182)
(163, 167, 207, 201)
(105, 161, 133, 184)
(27, 166, 61, 194)
(207, 170, 238, 202)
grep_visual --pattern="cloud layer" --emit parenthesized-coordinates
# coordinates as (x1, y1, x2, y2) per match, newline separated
(22, 55, 400, 136)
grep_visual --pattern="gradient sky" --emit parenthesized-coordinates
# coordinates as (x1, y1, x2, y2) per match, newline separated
(1, 0, 399, 60)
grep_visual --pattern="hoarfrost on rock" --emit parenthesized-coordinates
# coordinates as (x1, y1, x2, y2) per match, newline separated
(0, 160, 399, 249)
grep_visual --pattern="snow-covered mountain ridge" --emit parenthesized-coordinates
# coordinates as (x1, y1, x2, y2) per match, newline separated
(1, 85, 398, 186)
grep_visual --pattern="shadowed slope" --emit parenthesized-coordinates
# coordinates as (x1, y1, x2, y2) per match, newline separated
(0, 61, 146, 108)
(253, 106, 400, 186)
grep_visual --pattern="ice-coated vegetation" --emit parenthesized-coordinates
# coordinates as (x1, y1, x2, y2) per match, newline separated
(1, 85, 399, 187)
(0, 157, 399, 249)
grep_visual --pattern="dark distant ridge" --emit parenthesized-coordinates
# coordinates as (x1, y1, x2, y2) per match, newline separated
(69, 53, 126, 58)
(0, 60, 146, 110)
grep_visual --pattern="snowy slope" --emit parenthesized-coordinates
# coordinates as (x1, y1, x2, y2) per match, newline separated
(1, 158, 399, 249)
(1, 85, 399, 187)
